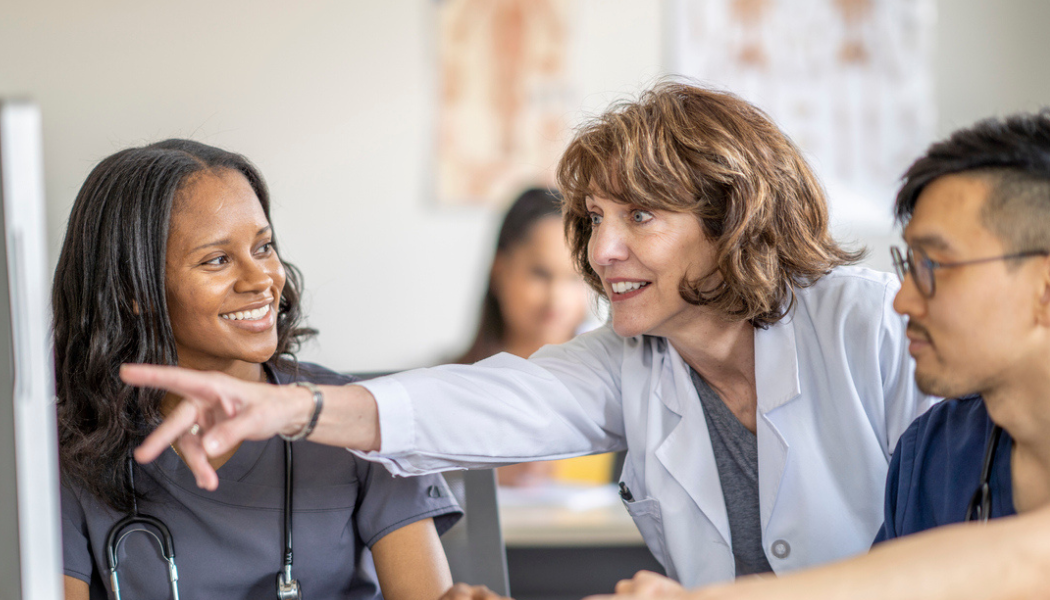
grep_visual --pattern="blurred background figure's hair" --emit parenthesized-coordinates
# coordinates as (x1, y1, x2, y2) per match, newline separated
(457, 187, 564, 364)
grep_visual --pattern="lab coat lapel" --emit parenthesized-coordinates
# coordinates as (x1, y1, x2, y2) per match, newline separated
(753, 316, 801, 528)
(654, 341, 732, 546)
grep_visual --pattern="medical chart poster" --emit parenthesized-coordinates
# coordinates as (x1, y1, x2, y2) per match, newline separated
(435, 0, 578, 208)
(667, 0, 936, 229)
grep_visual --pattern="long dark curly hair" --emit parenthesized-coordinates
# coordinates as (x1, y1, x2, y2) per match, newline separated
(53, 139, 316, 511)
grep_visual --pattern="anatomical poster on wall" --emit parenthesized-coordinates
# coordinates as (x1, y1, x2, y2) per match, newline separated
(435, 0, 577, 208)
(668, 0, 936, 229)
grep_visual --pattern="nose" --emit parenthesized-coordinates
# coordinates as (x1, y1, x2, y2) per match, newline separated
(234, 256, 275, 294)
(892, 270, 927, 319)
(589, 220, 629, 267)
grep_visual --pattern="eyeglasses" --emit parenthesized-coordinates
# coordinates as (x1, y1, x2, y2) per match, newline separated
(890, 245, 1050, 298)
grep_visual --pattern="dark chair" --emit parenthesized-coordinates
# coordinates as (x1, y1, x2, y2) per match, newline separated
(441, 469, 511, 596)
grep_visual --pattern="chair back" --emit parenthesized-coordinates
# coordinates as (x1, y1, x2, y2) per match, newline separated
(440, 469, 511, 596)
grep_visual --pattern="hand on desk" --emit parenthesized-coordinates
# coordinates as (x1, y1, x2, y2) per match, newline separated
(583, 571, 687, 600)
(615, 571, 686, 598)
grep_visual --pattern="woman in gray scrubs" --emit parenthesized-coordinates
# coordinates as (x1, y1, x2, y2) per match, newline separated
(55, 140, 462, 600)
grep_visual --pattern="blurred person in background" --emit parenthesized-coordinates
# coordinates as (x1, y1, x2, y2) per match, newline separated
(456, 187, 589, 365)
(456, 187, 606, 487)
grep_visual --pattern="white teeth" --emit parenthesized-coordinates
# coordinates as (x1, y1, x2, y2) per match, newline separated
(612, 281, 647, 294)
(221, 304, 271, 321)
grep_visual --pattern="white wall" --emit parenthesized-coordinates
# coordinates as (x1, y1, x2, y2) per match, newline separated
(1, 0, 1048, 372)
(858, 0, 1050, 274)
(0, 0, 661, 372)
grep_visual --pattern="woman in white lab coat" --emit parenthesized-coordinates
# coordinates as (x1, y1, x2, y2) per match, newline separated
(125, 83, 933, 587)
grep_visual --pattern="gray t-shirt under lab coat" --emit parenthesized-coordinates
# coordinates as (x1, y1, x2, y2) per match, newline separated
(61, 362, 462, 600)
(690, 368, 774, 577)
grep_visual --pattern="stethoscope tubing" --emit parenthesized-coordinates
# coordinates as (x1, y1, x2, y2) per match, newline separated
(107, 439, 297, 599)
(965, 424, 1003, 523)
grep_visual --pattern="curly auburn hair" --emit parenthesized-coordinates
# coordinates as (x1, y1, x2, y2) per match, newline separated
(557, 82, 863, 328)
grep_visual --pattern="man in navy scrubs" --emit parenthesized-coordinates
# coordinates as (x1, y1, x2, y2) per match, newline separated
(876, 110, 1050, 540)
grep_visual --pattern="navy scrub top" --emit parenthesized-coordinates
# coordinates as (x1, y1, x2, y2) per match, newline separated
(62, 361, 463, 600)
(874, 395, 1015, 543)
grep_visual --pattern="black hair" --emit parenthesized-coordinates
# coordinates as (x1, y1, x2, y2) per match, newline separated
(895, 111, 1050, 252)
(53, 139, 316, 511)
(456, 188, 563, 364)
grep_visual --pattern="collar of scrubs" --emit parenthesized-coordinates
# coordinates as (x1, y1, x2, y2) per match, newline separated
(150, 361, 284, 501)
(152, 438, 274, 495)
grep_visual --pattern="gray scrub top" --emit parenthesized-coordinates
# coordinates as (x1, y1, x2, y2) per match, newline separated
(61, 361, 463, 600)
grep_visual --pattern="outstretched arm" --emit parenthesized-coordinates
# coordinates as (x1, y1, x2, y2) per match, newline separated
(125, 328, 629, 489)
(597, 508, 1050, 600)
(122, 364, 381, 490)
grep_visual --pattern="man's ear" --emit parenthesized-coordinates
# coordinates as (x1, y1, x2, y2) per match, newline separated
(1036, 258, 1050, 326)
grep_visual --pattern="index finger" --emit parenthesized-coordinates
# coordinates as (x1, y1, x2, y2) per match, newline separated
(120, 364, 228, 406)
(134, 395, 201, 464)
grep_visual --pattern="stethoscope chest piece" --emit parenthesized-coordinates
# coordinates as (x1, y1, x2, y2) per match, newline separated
(276, 569, 302, 600)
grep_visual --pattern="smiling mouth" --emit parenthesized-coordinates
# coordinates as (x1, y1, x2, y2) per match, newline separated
(220, 304, 271, 321)
(611, 281, 650, 295)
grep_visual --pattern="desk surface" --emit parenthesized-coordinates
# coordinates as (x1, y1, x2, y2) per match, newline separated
(497, 484, 645, 547)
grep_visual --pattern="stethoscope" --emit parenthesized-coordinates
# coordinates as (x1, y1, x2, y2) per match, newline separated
(106, 440, 302, 599)
(965, 424, 1003, 523)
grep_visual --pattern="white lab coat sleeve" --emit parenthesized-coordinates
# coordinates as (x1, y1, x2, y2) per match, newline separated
(352, 326, 629, 476)
(877, 278, 938, 452)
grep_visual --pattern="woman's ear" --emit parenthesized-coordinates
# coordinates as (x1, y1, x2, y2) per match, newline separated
(132, 299, 140, 316)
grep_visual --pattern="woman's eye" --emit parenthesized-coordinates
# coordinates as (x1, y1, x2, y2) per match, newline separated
(632, 210, 654, 224)
(256, 241, 275, 255)
(588, 213, 602, 226)
(203, 255, 228, 266)
(531, 266, 553, 280)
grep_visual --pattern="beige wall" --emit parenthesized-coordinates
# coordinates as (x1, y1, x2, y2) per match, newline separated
(936, 0, 1050, 135)
(1, 0, 1048, 372)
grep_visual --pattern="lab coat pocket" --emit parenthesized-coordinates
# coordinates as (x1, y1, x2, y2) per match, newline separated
(621, 494, 670, 573)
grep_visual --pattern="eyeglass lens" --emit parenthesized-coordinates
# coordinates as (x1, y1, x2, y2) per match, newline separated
(890, 246, 934, 297)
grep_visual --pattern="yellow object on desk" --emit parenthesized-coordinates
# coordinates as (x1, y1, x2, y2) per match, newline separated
(550, 452, 615, 485)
